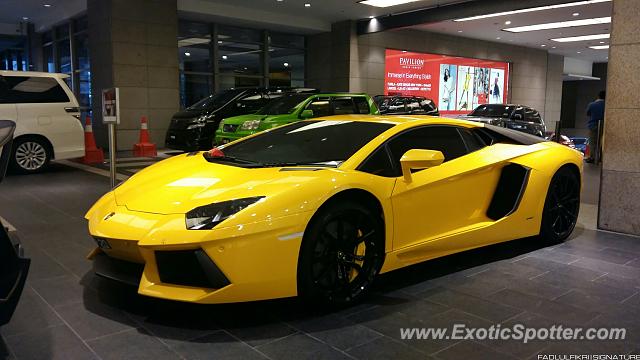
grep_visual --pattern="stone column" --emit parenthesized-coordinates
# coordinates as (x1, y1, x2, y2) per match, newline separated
(598, 0, 640, 235)
(88, 0, 179, 150)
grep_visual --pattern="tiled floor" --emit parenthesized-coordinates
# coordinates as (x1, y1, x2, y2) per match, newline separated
(1, 162, 639, 360)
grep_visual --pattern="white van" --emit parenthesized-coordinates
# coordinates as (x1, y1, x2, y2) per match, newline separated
(0, 71, 84, 173)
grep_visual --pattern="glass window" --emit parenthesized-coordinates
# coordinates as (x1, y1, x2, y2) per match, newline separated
(75, 33, 90, 71)
(78, 70, 91, 109)
(0, 76, 70, 104)
(458, 128, 486, 153)
(354, 97, 370, 114)
(386, 126, 468, 176)
(57, 40, 71, 74)
(218, 25, 262, 44)
(219, 120, 394, 166)
(332, 97, 356, 115)
(257, 94, 307, 115)
(42, 31, 53, 44)
(269, 32, 305, 49)
(236, 93, 268, 113)
(469, 104, 513, 118)
(359, 147, 395, 177)
(219, 75, 261, 90)
(43, 45, 54, 72)
(180, 73, 214, 108)
(186, 88, 242, 111)
(55, 24, 69, 39)
(269, 47, 304, 87)
(219, 42, 262, 76)
(305, 97, 330, 117)
(74, 17, 88, 33)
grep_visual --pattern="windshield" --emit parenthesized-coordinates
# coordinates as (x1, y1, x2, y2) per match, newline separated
(187, 89, 244, 110)
(217, 120, 394, 167)
(469, 104, 513, 118)
(257, 94, 309, 115)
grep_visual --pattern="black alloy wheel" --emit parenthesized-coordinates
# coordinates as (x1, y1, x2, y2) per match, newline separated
(540, 167, 580, 242)
(298, 200, 384, 306)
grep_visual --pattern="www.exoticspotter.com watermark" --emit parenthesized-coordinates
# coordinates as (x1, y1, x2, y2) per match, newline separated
(399, 324, 627, 343)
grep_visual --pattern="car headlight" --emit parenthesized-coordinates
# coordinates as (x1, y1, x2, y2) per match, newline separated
(187, 116, 208, 130)
(240, 120, 261, 130)
(185, 196, 265, 230)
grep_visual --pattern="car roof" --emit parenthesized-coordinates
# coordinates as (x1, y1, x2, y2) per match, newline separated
(0, 70, 70, 78)
(308, 114, 480, 127)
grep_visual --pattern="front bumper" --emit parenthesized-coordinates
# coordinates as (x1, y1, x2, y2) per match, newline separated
(86, 196, 310, 304)
(165, 123, 217, 151)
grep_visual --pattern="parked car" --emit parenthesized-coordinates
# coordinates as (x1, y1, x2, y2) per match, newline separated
(459, 104, 546, 137)
(546, 133, 578, 151)
(374, 95, 439, 116)
(569, 136, 589, 154)
(86, 116, 582, 306)
(0, 71, 84, 173)
(0, 120, 30, 326)
(215, 93, 378, 144)
(165, 87, 316, 151)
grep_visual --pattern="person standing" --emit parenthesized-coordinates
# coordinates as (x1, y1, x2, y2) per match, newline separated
(586, 90, 606, 163)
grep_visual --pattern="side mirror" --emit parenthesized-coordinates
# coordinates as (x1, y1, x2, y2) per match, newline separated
(400, 149, 444, 183)
(300, 109, 314, 119)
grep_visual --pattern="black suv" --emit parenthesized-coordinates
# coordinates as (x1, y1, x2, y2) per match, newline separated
(374, 95, 439, 116)
(459, 104, 546, 137)
(165, 87, 316, 151)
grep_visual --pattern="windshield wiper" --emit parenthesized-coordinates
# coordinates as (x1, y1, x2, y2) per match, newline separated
(203, 153, 259, 165)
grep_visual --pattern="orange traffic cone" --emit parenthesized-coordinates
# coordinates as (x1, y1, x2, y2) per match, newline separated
(81, 115, 105, 164)
(132, 116, 157, 157)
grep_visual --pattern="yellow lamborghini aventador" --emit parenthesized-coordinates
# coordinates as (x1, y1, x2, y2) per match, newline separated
(86, 115, 583, 305)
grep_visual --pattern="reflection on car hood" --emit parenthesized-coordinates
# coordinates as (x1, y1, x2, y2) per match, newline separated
(113, 153, 330, 215)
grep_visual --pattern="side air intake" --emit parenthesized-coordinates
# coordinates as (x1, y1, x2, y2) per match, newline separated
(487, 164, 530, 220)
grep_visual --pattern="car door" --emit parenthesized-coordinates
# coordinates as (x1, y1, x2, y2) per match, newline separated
(0, 76, 18, 124)
(388, 126, 502, 251)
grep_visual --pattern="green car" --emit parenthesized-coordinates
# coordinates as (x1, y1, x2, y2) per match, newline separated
(215, 93, 378, 144)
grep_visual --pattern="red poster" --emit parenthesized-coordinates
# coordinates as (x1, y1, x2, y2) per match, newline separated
(384, 49, 510, 115)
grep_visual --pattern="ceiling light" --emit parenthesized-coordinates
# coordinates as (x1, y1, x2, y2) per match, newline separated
(283, 62, 289, 67)
(573, 12, 580, 16)
(22, 16, 29, 20)
(599, 41, 605, 43)
(589, 45, 609, 49)
(304, 3, 311, 7)
(358, 0, 422, 8)
(577, 51, 581, 53)
(504, 21, 511, 25)
(457, 30, 463, 33)
(184, 52, 191, 56)
(43, 3, 51, 7)
(369, 15, 375, 19)
(454, 0, 610, 22)
(218, 40, 223, 44)
(277, 0, 283, 2)
(503, 16, 611, 33)
(541, 44, 547, 47)
(552, 46, 557, 49)
(222, 55, 228, 59)
(551, 33, 609, 42)
(496, 37, 501, 40)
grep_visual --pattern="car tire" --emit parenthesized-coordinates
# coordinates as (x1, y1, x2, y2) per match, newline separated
(298, 199, 385, 307)
(539, 166, 580, 243)
(10, 137, 51, 174)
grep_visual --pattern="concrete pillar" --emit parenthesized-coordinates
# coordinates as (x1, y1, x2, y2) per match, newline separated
(306, 21, 352, 92)
(598, 0, 640, 235)
(88, 0, 179, 150)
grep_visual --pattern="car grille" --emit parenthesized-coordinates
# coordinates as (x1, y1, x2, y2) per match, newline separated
(169, 118, 191, 130)
(222, 124, 239, 133)
(155, 249, 230, 289)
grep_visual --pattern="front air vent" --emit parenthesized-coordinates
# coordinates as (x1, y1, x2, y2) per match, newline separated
(486, 164, 530, 220)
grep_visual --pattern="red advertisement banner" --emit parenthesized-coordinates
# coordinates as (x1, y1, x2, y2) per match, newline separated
(384, 49, 510, 115)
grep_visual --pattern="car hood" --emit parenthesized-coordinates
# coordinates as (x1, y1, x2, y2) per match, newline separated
(223, 113, 293, 125)
(112, 153, 331, 215)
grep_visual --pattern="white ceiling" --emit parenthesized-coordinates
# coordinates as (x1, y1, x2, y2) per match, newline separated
(414, 0, 612, 63)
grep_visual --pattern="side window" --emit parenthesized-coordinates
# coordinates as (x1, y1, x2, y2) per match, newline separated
(0, 76, 69, 104)
(236, 93, 266, 113)
(386, 126, 468, 176)
(458, 128, 486, 153)
(421, 99, 436, 113)
(305, 97, 331, 118)
(405, 99, 422, 113)
(512, 107, 525, 121)
(388, 98, 405, 113)
(331, 97, 357, 115)
(353, 97, 370, 114)
(358, 146, 395, 177)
